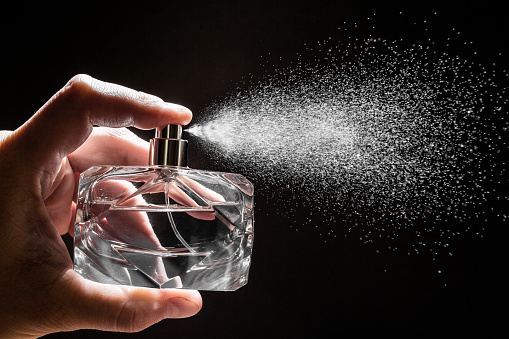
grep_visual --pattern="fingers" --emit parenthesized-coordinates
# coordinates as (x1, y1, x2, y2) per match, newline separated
(44, 157, 76, 235)
(68, 127, 150, 173)
(11, 74, 191, 180)
(58, 271, 202, 333)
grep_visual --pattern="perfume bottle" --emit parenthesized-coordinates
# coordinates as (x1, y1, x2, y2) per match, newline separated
(73, 125, 254, 291)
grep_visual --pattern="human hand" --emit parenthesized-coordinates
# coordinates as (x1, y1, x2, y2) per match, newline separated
(0, 74, 202, 338)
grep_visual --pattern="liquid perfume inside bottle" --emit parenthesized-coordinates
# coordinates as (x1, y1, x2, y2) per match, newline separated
(73, 125, 254, 291)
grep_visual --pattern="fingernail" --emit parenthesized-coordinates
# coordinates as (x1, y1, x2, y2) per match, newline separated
(166, 297, 201, 318)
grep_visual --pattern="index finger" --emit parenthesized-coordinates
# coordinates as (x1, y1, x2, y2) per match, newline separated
(12, 74, 192, 168)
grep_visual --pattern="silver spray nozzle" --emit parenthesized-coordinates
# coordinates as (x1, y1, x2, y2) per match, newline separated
(149, 124, 188, 167)
(156, 124, 183, 139)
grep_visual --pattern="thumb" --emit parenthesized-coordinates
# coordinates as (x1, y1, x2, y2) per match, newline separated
(59, 270, 202, 333)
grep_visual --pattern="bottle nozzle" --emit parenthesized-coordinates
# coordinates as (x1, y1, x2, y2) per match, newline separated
(149, 124, 188, 167)
(156, 124, 183, 139)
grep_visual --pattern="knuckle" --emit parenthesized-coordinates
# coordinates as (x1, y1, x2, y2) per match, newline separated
(59, 74, 93, 101)
(114, 302, 151, 333)
(135, 90, 164, 106)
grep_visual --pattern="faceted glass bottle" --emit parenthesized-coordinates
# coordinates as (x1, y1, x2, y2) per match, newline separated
(73, 125, 254, 291)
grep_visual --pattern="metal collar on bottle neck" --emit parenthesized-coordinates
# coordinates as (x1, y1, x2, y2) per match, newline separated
(149, 124, 188, 167)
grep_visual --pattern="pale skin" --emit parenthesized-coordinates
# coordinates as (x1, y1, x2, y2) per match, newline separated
(0, 74, 203, 338)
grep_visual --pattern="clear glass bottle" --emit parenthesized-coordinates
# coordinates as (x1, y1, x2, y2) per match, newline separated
(73, 125, 254, 291)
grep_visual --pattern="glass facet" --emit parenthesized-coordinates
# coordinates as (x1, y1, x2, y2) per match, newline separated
(73, 166, 254, 291)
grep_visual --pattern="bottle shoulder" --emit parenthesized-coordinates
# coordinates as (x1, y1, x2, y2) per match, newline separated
(80, 165, 254, 199)
(82, 165, 247, 177)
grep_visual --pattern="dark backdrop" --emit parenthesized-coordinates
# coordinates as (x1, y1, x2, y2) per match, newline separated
(1, 1, 506, 337)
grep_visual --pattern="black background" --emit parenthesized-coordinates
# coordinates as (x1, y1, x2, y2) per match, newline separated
(1, 1, 507, 337)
